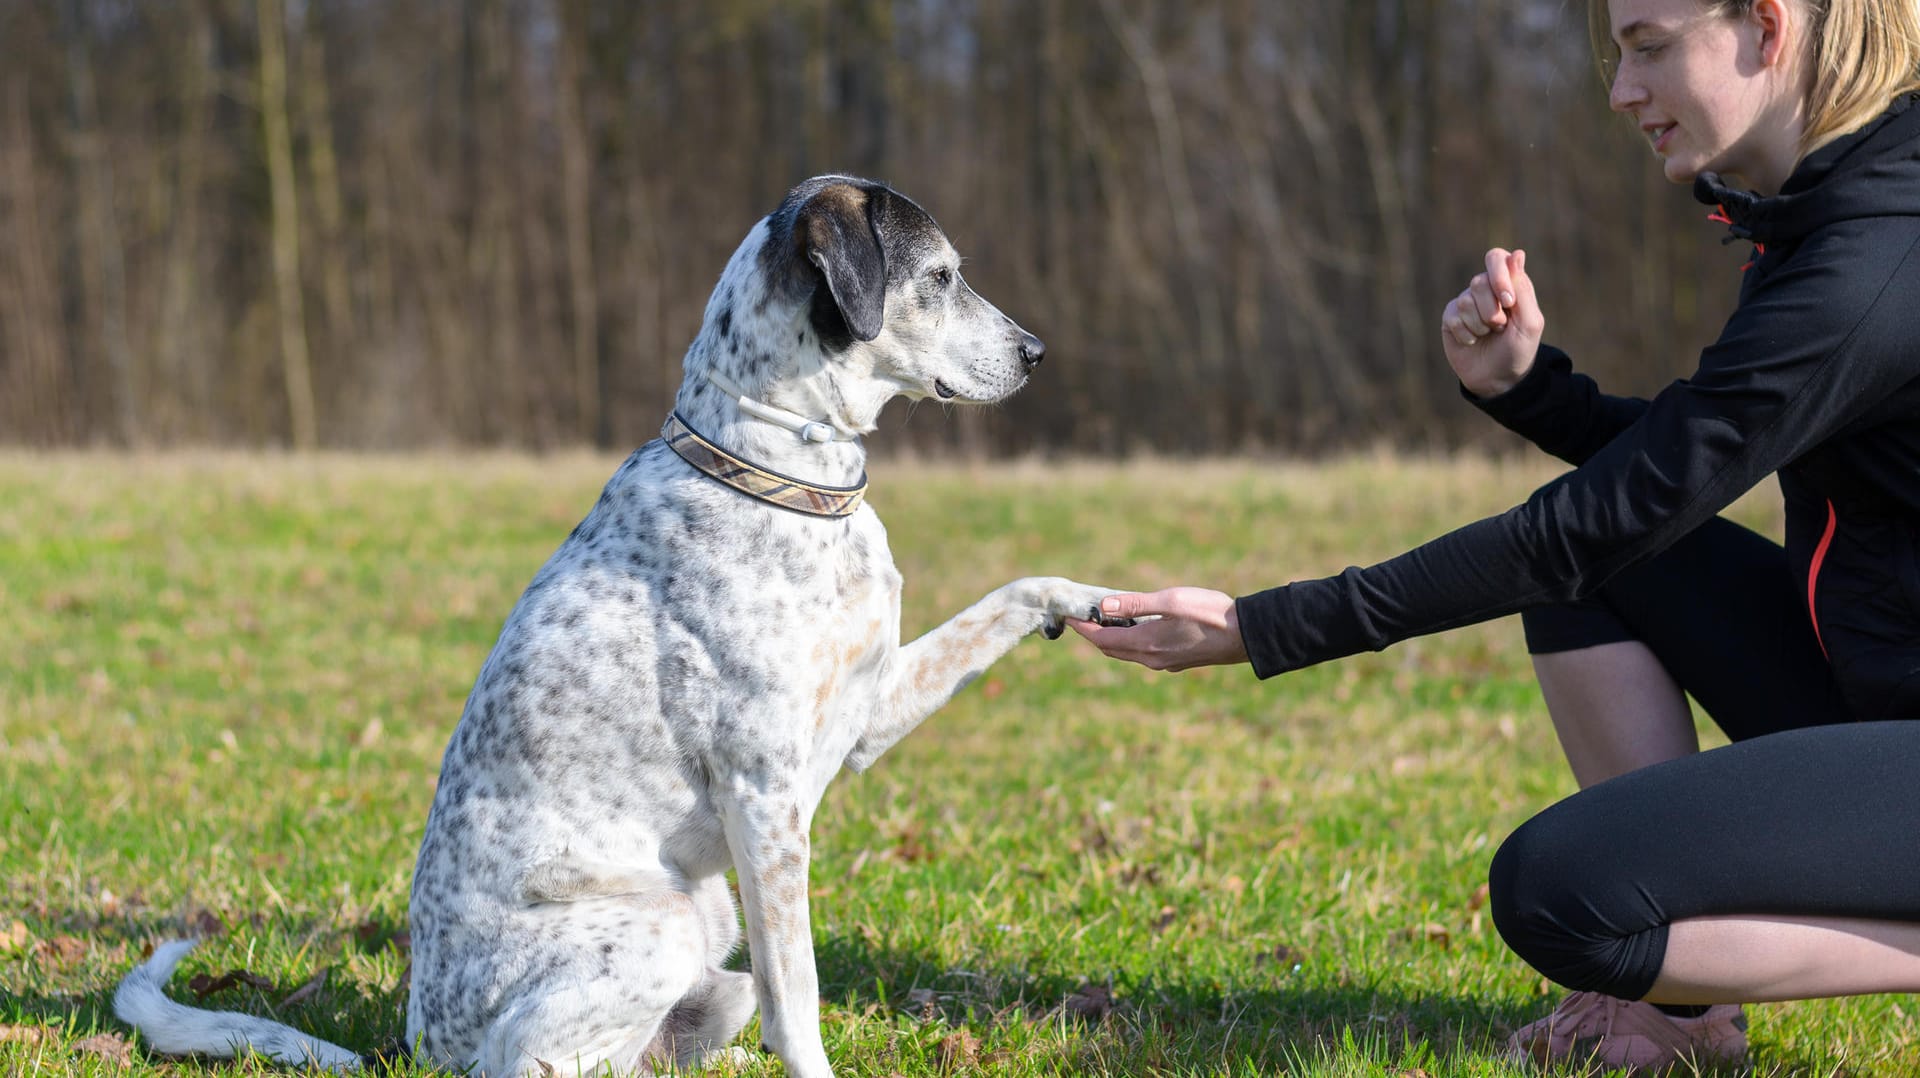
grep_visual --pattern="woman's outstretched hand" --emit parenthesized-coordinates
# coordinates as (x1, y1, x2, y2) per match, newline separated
(1068, 587, 1249, 672)
(1442, 247, 1545, 398)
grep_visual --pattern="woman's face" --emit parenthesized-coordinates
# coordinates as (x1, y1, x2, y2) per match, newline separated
(1606, 0, 1804, 192)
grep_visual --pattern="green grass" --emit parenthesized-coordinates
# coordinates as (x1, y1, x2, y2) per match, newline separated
(1, 451, 1912, 1076)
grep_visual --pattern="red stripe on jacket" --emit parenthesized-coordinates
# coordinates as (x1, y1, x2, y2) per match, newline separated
(1807, 499, 1838, 659)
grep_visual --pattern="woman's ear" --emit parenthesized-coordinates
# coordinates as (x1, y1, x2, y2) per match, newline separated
(1750, 0, 1793, 68)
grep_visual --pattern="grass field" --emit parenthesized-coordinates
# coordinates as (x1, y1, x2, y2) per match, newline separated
(2, 451, 1913, 1076)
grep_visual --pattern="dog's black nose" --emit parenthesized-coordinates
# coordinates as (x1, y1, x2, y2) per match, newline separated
(1019, 333, 1045, 368)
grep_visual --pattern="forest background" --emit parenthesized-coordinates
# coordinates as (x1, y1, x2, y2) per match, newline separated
(0, 0, 1738, 455)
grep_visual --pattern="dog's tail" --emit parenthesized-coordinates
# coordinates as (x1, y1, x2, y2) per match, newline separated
(114, 939, 365, 1072)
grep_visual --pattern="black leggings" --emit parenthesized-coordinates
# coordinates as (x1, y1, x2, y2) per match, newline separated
(1487, 517, 1920, 999)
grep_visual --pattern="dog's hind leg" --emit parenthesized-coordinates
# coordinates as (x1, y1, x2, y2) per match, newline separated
(648, 875, 755, 1070)
(646, 969, 757, 1072)
(475, 892, 706, 1078)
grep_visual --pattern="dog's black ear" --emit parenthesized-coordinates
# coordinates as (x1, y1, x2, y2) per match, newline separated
(796, 184, 886, 342)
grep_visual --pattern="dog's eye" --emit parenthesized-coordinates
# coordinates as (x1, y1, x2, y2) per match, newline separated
(929, 267, 953, 288)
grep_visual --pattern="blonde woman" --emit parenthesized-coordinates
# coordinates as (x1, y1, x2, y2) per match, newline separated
(1075, 0, 1920, 1067)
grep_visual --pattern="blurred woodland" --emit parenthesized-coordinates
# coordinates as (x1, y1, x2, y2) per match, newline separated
(0, 1, 1745, 454)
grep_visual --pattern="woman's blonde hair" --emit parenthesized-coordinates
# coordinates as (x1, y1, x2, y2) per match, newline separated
(1588, 0, 1920, 153)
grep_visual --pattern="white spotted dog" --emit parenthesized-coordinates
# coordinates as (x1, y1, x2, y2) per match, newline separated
(114, 175, 1124, 1077)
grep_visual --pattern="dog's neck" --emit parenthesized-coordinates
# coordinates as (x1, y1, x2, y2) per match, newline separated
(672, 238, 889, 489)
(673, 359, 871, 490)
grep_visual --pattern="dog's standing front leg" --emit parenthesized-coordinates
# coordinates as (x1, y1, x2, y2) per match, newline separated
(845, 576, 1114, 772)
(717, 781, 834, 1078)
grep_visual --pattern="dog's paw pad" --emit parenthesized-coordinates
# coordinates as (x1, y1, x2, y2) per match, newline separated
(1042, 618, 1065, 640)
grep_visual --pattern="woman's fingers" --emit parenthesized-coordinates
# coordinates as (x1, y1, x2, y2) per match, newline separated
(1449, 251, 1522, 345)
(1485, 247, 1518, 310)
(1444, 297, 1481, 346)
(1506, 248, 1545, 337)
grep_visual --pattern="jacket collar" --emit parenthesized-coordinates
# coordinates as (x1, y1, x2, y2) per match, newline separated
(1696, 93, 1920, 246)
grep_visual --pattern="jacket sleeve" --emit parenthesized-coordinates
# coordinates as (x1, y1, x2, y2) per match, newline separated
(1236, 231, 1919, 679)
(1465, 345, 1649, 465)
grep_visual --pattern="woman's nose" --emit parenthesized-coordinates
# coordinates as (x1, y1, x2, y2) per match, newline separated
(1609, 67, 1645, 113)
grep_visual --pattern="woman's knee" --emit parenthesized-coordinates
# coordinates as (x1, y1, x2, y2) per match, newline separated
(1488, 806, 1668, 1000)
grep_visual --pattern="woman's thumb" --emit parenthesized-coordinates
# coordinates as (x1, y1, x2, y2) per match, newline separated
(1509, 250, 1539, 313)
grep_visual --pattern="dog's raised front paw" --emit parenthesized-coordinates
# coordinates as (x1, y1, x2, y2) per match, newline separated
(1014, 577, 1123, 640)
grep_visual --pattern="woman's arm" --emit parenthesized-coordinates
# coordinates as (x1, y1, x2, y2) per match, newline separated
(1446, 248, 1650, 464)
(1077, 226, 1917, 678)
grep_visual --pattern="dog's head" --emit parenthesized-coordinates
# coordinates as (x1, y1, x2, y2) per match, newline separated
(753, 175, 1044, 406)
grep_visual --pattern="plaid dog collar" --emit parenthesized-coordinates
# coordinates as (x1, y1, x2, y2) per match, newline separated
(662, 413, 867, 518)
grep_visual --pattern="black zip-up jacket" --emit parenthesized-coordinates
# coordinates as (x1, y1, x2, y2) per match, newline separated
(1236, 94, 1920, 721)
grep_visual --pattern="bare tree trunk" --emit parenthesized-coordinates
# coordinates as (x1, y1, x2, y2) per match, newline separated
(258, 0, 318, 448)
(471, 0, 521, 445)
(1349, 76, 1425, 431)
(64, 7, 138, 444)
(1098, 0, 1229, 428)
(157, 0, 216, 443)
(1268, 59, 1378, 436)
(555, 0, 601, 446)
(299, 0, 355, 416)
(0, 76, 73, 443)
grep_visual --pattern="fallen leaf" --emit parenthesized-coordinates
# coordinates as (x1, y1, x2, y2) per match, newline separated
(1063, 981, 1114, 1022)
(887, 823, 933, 864)
(1467, 882, 1491, 912)
(35, 935, 86, 963)
(1070, 813, 1115, 855)
(72, 1032, 134, 1064)
(1254, 943, 1303, 967)
(355, 921, 411, 953)
(192, 908, 225, 937)
(936, 1028, 979, 1070)
(188, 968, 275, 998)
(0, 1025, 51, 1046)
(1150, 906, 1178, 933)
(1396, 1069, 1433, 1078)
(1, 921, 28, 953)
(1406, 922, 1451, 949)
(281, 967, 330, 1007)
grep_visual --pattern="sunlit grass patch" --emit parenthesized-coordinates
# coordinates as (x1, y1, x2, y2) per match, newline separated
(1, 450, 1903, 1075)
